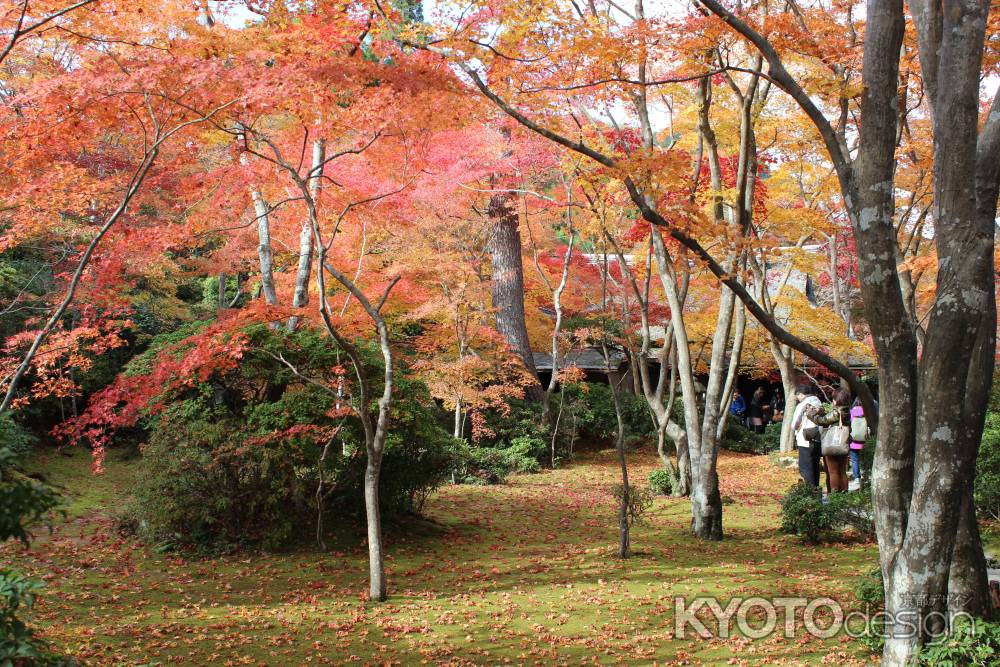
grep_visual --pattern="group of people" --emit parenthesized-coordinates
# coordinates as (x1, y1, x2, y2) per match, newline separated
(729, 382, 869, 493)
(792, 385, 868, 492)
(729, 386, 785, 434)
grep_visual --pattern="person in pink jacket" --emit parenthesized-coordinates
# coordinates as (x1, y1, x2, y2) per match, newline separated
(849, 399, 868, 483)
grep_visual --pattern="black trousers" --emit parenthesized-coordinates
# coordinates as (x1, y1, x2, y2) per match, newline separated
(798, 441, 822, 487)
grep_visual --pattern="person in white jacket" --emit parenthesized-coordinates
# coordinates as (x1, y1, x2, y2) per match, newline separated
(791, 386, 823, 487)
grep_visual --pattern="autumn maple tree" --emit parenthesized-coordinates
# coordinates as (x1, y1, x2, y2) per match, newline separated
(2, 1, 1000, 664)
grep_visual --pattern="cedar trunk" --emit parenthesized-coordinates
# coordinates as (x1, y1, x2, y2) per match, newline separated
(488, 194, 543, 399)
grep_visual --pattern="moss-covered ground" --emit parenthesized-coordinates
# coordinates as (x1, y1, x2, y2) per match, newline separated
(2, 446, 882, 665)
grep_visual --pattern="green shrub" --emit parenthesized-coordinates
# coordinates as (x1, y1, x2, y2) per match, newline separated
(0, 415, 35, 460)
(975, 412, 1000, 519)
(451, 443, 515, 485)
(0, 446, 62, 546)
(0, 440, 67, 664)
(854, 566, 885, 653)
(127, 398, 312, 551)
(0, 568, 72, 665)
(975, 368, 1000, 515)
(121, 326, 455, 551)
(451, 438, 542, 485)
(611, 484, 653, 527)
(779, 482, 874, 543)
(477, 399, 549, 448)
(780, 482, 830, 542)
(200, 275, 246, 309)
(507, 435, 547, 464)
(648, 468, 673, 496)
(762, 422, 782, 451)
(476, 381, 653, 466)
(916, 617, 1000, 666)
(565, 382, 654, 443)
(722, 421, 779, 455)
(989, 370, 1000, 413)
(855, 566, 884, 608)
(624, 434, 644, 452)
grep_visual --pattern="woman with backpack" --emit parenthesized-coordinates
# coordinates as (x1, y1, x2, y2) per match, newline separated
(848, 398, 868, 484)
(812, 389, 852, 492)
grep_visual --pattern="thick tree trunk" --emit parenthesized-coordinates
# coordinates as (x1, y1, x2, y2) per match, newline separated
(488, 194, 542, 399)
(690, 475, 723, 540)
(878, 0, 996, 659)
(675, 434, 691, 497)
(949, 489, 992, 619)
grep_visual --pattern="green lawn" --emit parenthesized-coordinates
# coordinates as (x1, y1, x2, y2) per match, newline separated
(3, 446, 882, 666)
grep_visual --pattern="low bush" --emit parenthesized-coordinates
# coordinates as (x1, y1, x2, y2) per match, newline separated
(989, 369, 1000, 413)
(855, 566, 884, 608)
(611, 484, 653, 528)
(0, 568, 73, 666)
(558, 382, 654, 445)
(648, 468, 673, 496)
(722, 421, 779, 455)
(762, 422, 783, 451)
(0, 445, 62, 548)
(915, 617, 1000, 666)
(506, 435, 547, 467)
(452, 438, 542, 485)
(0, 414, 35, 460)
(975, 412, 1000, 519)
(474, 381, 655, 469)
(0, 440, 67, 665)
(452, 444, 514, 485)
(854, 567, 885, 653)
(779, 482, 874, 543)
(476, 399, 549, 449)
(116, 325, 455, 552)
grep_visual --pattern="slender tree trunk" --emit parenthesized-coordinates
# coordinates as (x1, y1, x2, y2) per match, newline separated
(772, 344, 797, 453)
(551, 387, 566, 467)
(253, 190, 279, 306)
(652, 233, 701, 512)
(288, 138, 324, 330)
(540, 227, 575, 426)
(692, 264, 736, 542)
(606, 345, 630, 558)
(315, 441, 331, 550)
(364, 453, 385, 600)
(0, 147, 162, 415)
(715, 302, 747, 442)
(218, 272, 227, 309)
